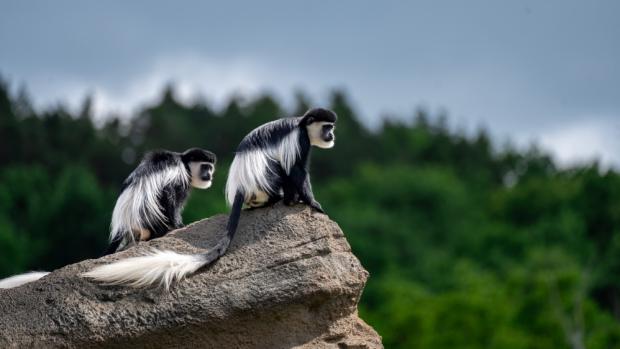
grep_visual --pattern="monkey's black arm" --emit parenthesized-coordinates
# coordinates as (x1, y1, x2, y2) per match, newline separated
(282, 172, 298, 206)
(289, 165, 324, 213)
(153, 185, 185, 240)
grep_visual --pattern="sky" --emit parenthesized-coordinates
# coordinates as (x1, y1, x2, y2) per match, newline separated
(1, 0, 619, 168)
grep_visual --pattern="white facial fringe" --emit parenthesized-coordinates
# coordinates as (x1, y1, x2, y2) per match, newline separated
(189, 161, 214, 189)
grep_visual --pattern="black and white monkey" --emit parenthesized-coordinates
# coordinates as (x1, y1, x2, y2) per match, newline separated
(0, 148, 216, 289)
(221, 107, 337, 251)
(105, 148, 217, 254)
(81, 108, 337, 289)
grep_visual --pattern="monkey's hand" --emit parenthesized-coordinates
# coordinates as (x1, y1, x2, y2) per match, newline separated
(310, 201, 325, 214)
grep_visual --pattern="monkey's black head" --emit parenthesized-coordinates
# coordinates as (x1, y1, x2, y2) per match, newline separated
(182, 148, 216, 164)
(181, 148, 217, 189)
(303, 108, 337, 149)
(303, 108, 338, 124)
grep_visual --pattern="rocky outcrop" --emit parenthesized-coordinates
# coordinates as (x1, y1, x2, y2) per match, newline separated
(0, 203, 382, 348)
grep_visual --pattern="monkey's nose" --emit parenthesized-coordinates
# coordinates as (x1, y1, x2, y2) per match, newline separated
(325, 133, 334, 141)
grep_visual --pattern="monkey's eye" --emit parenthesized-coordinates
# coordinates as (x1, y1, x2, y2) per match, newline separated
(200, 163, 213, 172)
(322, 124, 334, 132)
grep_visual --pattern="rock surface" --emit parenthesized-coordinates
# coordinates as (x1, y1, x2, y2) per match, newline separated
(0, 203, 382, 348)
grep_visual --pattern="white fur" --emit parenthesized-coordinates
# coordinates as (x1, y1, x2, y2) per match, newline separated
(189, 161, 213, 189)
(110, 163, 190, 244)
(308, 121, 335, 148)
(316, 139, 335, 149)
(225, 128, 300, 206)
(81, 250, 205, 290)
(0, 271, 49, 289)
(193, 180, 212, 189)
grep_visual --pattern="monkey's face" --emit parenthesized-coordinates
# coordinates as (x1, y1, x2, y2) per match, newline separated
(189, 161, 215, 189)
(307, 121, 336, 149)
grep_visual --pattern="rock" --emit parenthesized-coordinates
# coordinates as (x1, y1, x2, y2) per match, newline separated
(0, 203, 383, 348)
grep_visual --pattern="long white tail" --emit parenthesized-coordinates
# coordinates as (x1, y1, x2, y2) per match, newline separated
(0, 271, 50, 289)
(82, 249, 216, 290)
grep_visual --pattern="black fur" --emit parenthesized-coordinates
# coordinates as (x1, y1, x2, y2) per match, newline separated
(104, 236, 123, 255)
(214, 108, 337, 264)
(104, 148, 216, 256)
(235, 108, 336, 153)
(181, 147, 217, 166)
(302, 107, 338, 124)
(236, 117, 300, 152)
(120, 151, 180, 191)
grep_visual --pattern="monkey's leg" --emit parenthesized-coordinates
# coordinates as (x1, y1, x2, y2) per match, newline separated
(265, 194, 283, 206)
(289, 165, 324, 213)
(162, 185, 185, 230)
(282, 176, 299, 206)
(147, 185, 185, 241)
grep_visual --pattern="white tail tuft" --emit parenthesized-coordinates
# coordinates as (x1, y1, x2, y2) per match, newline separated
(81, 250, 206, 290)
(0, 271, 50, 289)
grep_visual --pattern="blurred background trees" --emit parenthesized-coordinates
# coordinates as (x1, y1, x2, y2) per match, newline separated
(1, 76, 619, 348)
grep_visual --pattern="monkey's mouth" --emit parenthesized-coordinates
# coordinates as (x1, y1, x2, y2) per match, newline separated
(324, 133, 334, 142)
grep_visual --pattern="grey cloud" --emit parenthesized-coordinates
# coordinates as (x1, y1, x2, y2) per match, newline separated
(1, 0, 618, 166)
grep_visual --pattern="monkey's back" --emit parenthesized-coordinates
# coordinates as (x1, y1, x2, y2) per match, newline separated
(236, 117, 301, 152)
(226, 117, 303, 206)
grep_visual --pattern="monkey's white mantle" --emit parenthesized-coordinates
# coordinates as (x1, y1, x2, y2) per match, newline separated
(0, 204, 382, 348)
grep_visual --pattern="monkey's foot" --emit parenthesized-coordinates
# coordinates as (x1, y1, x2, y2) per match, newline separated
(246, 196, 282, 210)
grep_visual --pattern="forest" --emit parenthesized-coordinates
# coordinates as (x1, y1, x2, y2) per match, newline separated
(1, 76, 619, 348)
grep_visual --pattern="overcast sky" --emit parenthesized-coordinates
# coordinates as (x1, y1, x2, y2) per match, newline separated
(1, 1, 619, 167)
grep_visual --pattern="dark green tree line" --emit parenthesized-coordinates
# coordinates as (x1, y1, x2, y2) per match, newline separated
(1, 76, 619, 348)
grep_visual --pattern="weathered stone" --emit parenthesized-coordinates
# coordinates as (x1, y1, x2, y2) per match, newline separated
(0, 203, 382, 348)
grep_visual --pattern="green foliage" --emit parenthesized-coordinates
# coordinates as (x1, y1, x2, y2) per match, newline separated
(0, 165, 113, 270)
(0, 77, 619, 348)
